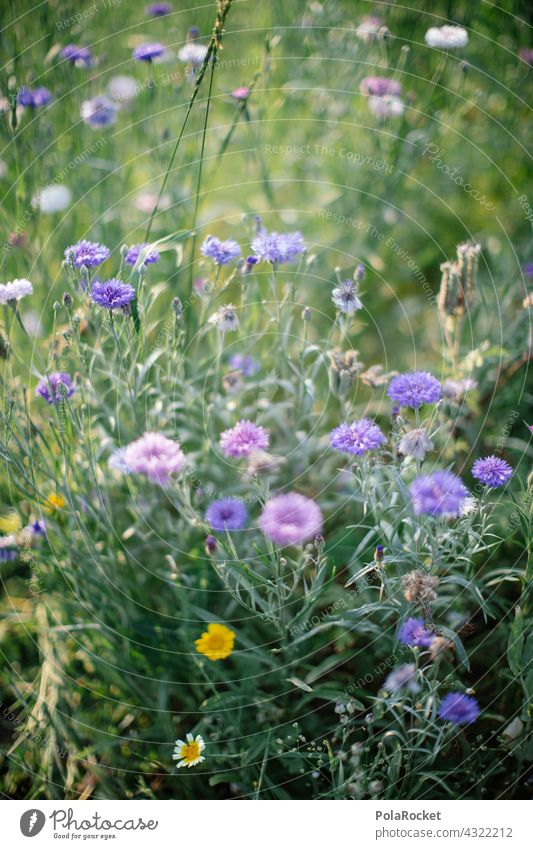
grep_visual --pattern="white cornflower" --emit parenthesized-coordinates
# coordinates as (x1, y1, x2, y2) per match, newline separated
(0, 279, 33, 304)
(355, 16, 385, 43)
(425, 25, 468, 49)
(209, 304, 240, 332)
(33, 184, 72, 213)
(459, 496, 477, 517)
(331, 280, 363, 314)
(398, 428, 433, 461)
(108, 448, 132, 474)
(178, 43, 208, 66)
(107, 75, 139, 103)
(368, 95, 405, 119)
(172, 733, 206, 768)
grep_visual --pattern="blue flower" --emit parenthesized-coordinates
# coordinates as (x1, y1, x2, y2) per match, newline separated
(133, 43, 165, 62)
(472, 456, 512, 488)
(387, 371, 442, 409)
(124, 243, 160, 266)
(91, 279, 135, 310)
(17, 87, 53, 108)
(438, 692, 480, 725)
(250, 230, 305, 264)
(60, 45, 93, 67)
(205, 499, 248, 532)
(409, 471, 468, 517)
(329, 419, 385, 456)
(228, 354, 260, 376)
(201, 236, 241, 265)
(398, 617, 434, 648)
(65, 239, 110, 269)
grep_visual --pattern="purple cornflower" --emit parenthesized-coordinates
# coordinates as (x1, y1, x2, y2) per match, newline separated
(205, 498, 248, 532)
(520, 49, 533, 65)
(65, 239, 110, 269)
(145, 2, 172, 15)
(220, 420, 269, 458)
(232, 86, 250, 100)
(398, 617, 434, 648)
(438, 692, 480, 725)
(133, 43, 165, 62)
(251, 230, 306, 265)
(329, 419, 386, 456)
(201, 236, 241, 265)
(124, 432, 186, 485)
(259, 492, 323, 546)
(60, 45, 93, 67)
(409, 471, 468, 517)
(17, 87, 53, 108)
(472, 456, 513, 488)
(36, 372, 75, 405)
(360, 76, 401, 97)
(383, 663, 419, 693)
(331, 280, 363, 314)
(91, 278, 135, 310)
(124, 243, 160, 266)
(81, 95, 118, 128)
(387, 371, 442, 409)
(228, 354, 260, 376)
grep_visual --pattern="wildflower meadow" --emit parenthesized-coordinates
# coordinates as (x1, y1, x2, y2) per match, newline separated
(1, 0, 532, 813)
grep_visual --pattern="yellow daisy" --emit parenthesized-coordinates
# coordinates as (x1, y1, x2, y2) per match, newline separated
(0, 511, 22, 534)
(173, 733, 206, 769)
(195, 623, 235, 661)
(44, 492, 66, 512)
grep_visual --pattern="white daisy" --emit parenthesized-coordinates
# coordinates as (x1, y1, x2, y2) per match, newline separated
(172, 733, 206, 769)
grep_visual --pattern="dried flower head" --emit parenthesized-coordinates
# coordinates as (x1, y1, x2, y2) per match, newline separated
(209, 305, 240, 332)
(398, 428, 433, 461)
(402, 570, 439, 604)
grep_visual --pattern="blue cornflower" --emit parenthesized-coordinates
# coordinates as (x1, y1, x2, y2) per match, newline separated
(398, 617, 434, 648)
(438, 692, 480, 725)
(472, 456, 513, 488)
(409, 471, 468, 517)
(228, 354, 260, 376)
(60, 45, 93, 67)
(205, 499, 248, 532)
(29, 519, 46, 536)
(17, 87, 53, 108)
(145, 2, 172, 14)
(201, 236, 242, 265)
(65, 239, 110, 269)
(133, 43, 165, 62)
(387, 371, 442, 409)
(0, 549, 17, 561)
(329, 419, 386, 456)
(91, 278, 135, 310)
(36, 372, 75, 404)
(81, 95, 117, 128)
(124, 243, 160, 266)
(251, 230, 305, 264)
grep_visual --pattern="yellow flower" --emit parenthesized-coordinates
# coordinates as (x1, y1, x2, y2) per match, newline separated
(44, 492, 66, 512)
(0, 511, 22, 534)
(172, 733, 206, 769)
(195, 623, 235, 661)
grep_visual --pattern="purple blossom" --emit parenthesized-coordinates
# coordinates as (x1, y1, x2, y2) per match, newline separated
(387, 371, 442, 409)
(360, 76, 401, 97)
(145, 2, 172, 15)
(17, 87, 53, 108)
(124, 432, 186, 485)
(205, 499, 248, 531)
(438, 692, 480, 725)
(398, 617, 434, 648)
(220, 420, 269, 458)
(124, 243, 160, 266)
(251, 230, 306, 265)
(331, 280, 363, 314)
(228, 354, 260, 376)
(329, 419, 385, 456)
(36, 372, 75, 404)
(91, 278, 135, 310)
(201, 236, 241, 265)
(60, 45, 93, 67)
(383, 663, 419, 693)
(29, 519, 46, 536)
(409, 471, 468, 517)
(65, 239, 110, 269)
(471, 456, 513, 488)
(133, 43, 165, 62)
(259, 492, 323, 546)
(81, 96, 118, 128)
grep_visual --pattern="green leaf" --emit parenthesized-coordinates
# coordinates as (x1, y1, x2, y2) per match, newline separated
(508, 606, 525, 677)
